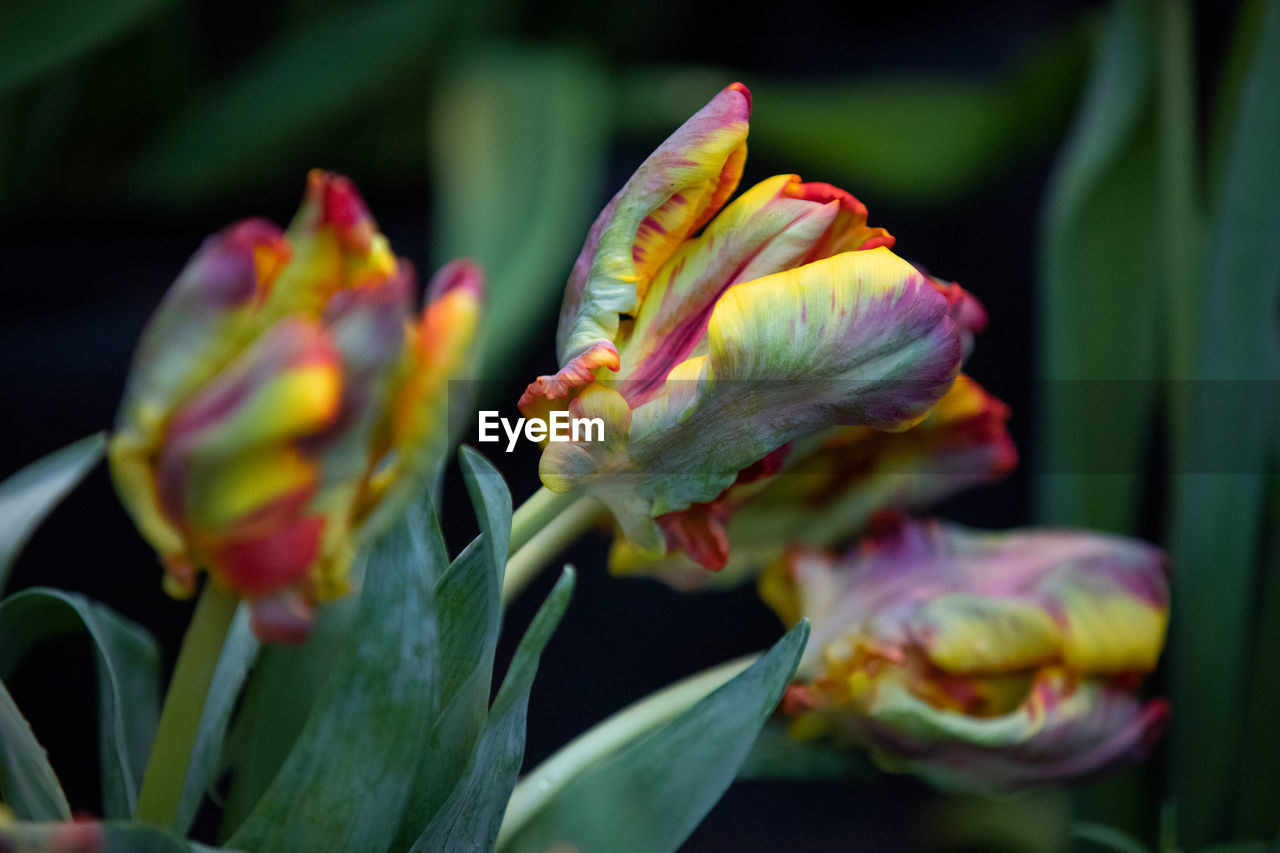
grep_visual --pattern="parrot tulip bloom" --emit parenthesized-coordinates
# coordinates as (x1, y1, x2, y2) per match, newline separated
(609, 375, 1017, 590)
(521, 83, 964, 563)
(761, 518, 1169, 791)
(109, 171, 482, 642)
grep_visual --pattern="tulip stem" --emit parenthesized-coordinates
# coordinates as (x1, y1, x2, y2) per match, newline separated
(508, 486, 581, 554)
(135, 582, 239, 828)
(503, 493, 605, 606)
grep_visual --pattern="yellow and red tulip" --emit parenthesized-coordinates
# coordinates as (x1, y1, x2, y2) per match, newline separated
(761, 517, 1169, 791)
(610, 375, 1017, 589)
(109, 171, 482, 642)
(521, 83, 965, 563)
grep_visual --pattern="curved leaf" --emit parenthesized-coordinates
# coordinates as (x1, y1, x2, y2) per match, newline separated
(0, 588, 159, 819)
(0, 0, 172, 95)
(497, 620, 809, 853)
(0, 433, 104, 595)
(0, 678, 70, 821)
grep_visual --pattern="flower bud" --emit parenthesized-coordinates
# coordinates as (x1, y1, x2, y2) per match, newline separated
(761, 518, 1169, 791)
(111, 171, 483, 641)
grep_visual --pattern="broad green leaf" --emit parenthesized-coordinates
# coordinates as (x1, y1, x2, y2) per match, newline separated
(175, 604, 258, 836)
(430, 44, 608, 382)
(1172, 0, 1280, 844)
(391, 447, 511, 848)
(219, 593, 358, 835)
(0, 0, 172, 95)
(617, 25, 1087, 207)
(227, 494, 444, 853)
(128, 0, 444, 204)
(496, 620, 809, 853)
(410, 567, 575, 853)
(1233, 471, 1280, 840)
(735, 721, 872, 782)
(0, 819, 233, 852)
(0, 588, 159, 819)
(1036, 1, 1163, 533)
(0, 677, 70, 821)
(0, 433, 104, 594)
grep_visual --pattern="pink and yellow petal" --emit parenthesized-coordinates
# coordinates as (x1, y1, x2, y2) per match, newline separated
(554, 83, 751, 365)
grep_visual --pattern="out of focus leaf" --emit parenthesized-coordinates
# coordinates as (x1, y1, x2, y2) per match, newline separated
(0, 678, 70, 821)
(391, 447, 510, 848)
(1233, 474, 1280, 839)
(618, 24, 1087, 206)
(1035, 1, 1162, 533)
(496, 621, 809, 853)
(227, 494, 444, 853)
(430, 44, 608, 381)
(0, 0, 172, 95)
(175, 604, 258, 836)
(0, 588, 159, 819)
(0, 433, 104, 594)
(129, 0, 446, 205)
(0, 819, 232, 852)
(1172, 0, 1280, 844)
(410, 567, 575, 852)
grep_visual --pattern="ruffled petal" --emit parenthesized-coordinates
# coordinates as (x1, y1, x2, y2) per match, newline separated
(554, 83, 751, 365)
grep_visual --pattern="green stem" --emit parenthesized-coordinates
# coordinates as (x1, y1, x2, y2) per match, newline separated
(135, 582, 238, 827)
(496, 655, 757, 846)
(508, 487, 580, 554)
(503, 494, 604, 606)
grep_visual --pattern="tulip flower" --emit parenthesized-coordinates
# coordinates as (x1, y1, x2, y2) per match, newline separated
(109, 170, 482, 642)
(520, 83, 964, 564)
(610, 375, 1017, 589)
(760, 517, 1169, 791)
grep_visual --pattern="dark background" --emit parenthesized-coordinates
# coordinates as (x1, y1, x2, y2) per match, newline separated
(0, 0, 1238, 849)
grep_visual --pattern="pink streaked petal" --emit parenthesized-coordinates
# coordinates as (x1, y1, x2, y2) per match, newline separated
(554, 83, 751, 366)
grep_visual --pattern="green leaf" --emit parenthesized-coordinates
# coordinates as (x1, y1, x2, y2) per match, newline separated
(496, 620, 809, 853)
(227, 494, 445, 853)
(0, 677, 70, 821)
(175, 604, 258, 836)
(391, 447, 511, 847)
(0, 433, 104, 595)
(0, 588, 159, 819)
(735, 721, 872, 782)
(219, 593, 359, 835)
(410, 567, 575, 853)
(1233, 471, 1280, 840)
(0, 0, 173, 95)
(1172, 0, 1280, 845)
(1035, 1, 1164, 533)
(128, 0, 444, 205)
(429, 44, 609, 382)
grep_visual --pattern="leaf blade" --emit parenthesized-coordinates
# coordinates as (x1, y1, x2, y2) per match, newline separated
(0, 588, 160, 819)
(0, 433, 104, 594)
(497, 620, 809, 853)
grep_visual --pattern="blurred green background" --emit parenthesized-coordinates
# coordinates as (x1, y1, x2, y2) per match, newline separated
(2, 0, 1277, 850)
